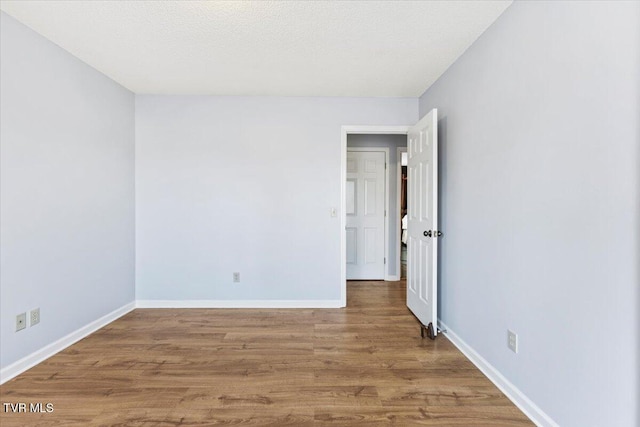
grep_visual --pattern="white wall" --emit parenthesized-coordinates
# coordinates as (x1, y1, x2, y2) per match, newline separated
(347, 134, 407, 278)
(419, 2, 640, 426)
(135, 96, 417, 302)
(0, 13, 135, 369)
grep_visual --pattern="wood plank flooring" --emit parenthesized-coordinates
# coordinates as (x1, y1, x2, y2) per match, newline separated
(0, 281, 533, 426)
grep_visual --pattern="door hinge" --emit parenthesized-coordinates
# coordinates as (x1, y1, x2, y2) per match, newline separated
(385, 163, 387, 170)
(384, 257, 386, 264)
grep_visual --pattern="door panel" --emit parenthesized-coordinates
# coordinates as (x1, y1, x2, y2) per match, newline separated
(364, 227, 378, 264)
(346, 179, 356, 215)
(364, 179, 377, 216)
(346, 227, 357, 264)
(346, 151, 386, 280)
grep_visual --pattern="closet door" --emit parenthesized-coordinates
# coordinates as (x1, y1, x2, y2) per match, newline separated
(346, 150, 386, 280)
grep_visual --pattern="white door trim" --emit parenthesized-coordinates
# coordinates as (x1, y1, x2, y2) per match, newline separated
(396, 146, 407, 281)
(347, 147, 390, 281)
(340, 126, 411, 306)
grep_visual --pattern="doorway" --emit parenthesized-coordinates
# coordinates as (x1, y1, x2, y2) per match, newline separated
(340, 126, 410, 306)
(397, 147, 408, 279)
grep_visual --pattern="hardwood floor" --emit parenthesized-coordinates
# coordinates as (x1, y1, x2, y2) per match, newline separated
(0, 281, 533, 426)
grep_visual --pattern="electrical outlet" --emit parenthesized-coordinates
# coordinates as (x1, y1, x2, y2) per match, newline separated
(16, 313, 26, 332)
(233, 272, 240, 283)
(508, 330, 518, 353)
(30, 308, 40, 326)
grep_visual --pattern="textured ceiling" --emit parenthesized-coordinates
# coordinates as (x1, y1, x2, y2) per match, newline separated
(0, 1, 511, 97)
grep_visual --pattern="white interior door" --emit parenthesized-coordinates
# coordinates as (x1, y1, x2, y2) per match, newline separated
(346, 150, 386, 280)
(406, 109, 439, 338)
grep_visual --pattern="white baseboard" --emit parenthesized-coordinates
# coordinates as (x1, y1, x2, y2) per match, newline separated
(136, 299, 344, 308)
(438, 320, 559, 427)
(0, 301, 135, 384)
(385, 274, 401, 282)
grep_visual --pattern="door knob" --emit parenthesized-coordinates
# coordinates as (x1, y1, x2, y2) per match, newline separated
(423, 230, 432, 237)
(436, 230, 443, 237)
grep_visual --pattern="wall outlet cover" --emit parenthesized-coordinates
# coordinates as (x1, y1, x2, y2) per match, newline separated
(508, 329, 518, 353)
(16, 313, 27, 331)
(30, 308, 40, 326)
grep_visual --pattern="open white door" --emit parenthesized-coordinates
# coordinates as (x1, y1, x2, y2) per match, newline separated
(406, 109, 439, 339)
(346, 150, 386, 280)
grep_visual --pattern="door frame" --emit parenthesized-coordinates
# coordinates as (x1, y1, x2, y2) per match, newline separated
(396, 146, 408, 280)
(346, 147, 390, 281)
(340, 125, 411, 306)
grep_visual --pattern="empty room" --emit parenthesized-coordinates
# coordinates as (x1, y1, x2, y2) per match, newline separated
(1, 1, 638, 426)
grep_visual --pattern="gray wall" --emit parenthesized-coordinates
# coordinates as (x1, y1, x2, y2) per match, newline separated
(0, 13, 136, 369)
(347, 134, 407, 278)
(419, 2, 640, 426)
(135, 96, 417, 301)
